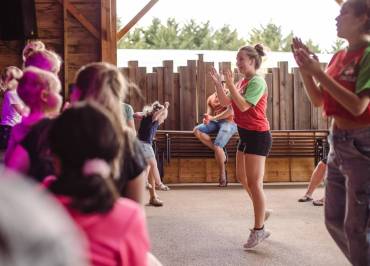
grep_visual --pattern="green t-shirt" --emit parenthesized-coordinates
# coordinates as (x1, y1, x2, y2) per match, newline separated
(122, 103, 134, 123)
(356, 45, 370, 95)
(240, 75, 267, 106)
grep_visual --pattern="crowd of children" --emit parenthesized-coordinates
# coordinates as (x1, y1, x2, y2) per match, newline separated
(0, 41, 168, 266)
(0, 0, 369, 264)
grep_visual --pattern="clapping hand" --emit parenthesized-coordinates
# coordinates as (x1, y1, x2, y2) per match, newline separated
(223, 69, 234, 89)
(291, 37, 322, 76)
(209, 67, 223, 88)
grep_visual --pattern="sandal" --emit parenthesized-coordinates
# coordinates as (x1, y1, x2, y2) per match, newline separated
(313, 198, 324, 206)
(298, 195, 313, 202)
(149, 197, 164, 207)
(156, 183, 170, 191)
(218, 170, 228, 187)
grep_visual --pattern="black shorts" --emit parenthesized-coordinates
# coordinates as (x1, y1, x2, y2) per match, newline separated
(237, 127, 272, 156)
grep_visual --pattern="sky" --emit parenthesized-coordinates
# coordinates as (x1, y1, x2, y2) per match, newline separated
(117, 0, 341, 51)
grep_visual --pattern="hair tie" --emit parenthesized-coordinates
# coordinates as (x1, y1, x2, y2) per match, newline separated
(82, 159, 111, 178)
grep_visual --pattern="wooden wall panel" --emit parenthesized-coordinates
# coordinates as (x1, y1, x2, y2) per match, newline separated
(293, 68, 312, 129)
(162, 157, 312, 183)
(197, 55, 206, 124)
(278, 62, 293, 130)
(0, 0, 116, 97)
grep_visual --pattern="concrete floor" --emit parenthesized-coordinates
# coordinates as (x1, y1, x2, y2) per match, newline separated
(144, 184, 349, 266)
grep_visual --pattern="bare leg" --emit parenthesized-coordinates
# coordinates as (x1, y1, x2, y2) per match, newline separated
(245, 153, 266, 229)
(305, 161, 327, 197)
(236, 151, 252, 198)
(214, 145, 226, 181)
(147, 163, 157, 199)
(194, 129, 214, 150)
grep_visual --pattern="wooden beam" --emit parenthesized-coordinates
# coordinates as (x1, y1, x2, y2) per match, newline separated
(57, 0, 100, 40)
(101, 0, 117, 64)
(63, 0, 69, 98)
(117, 0, 159, 41)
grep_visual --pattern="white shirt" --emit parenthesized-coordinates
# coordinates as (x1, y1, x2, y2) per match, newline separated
(1, 90, 23, 126)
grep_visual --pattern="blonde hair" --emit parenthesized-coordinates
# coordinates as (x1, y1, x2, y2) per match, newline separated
(75, 62, 135, 179)
(22, 40, 46, 62)
(24, 49, 62, 74)
(0, 66, 23, 91)
(17, 66, 61, 109)
(75, 62, 128, 128)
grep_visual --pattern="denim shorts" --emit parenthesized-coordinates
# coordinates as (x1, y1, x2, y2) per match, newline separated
(194, 120, 237, 148)
(140, 142, 155, 160)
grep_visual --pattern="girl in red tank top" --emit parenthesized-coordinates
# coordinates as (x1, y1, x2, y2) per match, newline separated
(210, 44, 272, 249)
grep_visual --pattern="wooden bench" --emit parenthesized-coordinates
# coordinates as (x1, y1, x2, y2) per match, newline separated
(154, 130, 329, 183)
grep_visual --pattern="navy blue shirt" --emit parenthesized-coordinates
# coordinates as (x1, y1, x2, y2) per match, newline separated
(137, 115, 159, 144)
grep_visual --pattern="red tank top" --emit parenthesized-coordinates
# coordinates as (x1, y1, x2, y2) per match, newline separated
(231, 78, 270, 131)
(323, 46, 370, 123)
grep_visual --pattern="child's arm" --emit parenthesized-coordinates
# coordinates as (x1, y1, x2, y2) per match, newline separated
(153, 102, 169, 125)
(12, 104, 29, 116)
(133, 112, 144, 121)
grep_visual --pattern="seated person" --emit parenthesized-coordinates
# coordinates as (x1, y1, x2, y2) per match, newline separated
(193, 91, 237, 186)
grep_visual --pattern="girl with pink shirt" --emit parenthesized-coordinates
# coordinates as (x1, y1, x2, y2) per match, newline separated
(0, 66, 28, 150)
(48, 102, 151, 266)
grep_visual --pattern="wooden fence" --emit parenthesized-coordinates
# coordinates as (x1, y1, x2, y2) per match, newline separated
(120, 55, 330, 131)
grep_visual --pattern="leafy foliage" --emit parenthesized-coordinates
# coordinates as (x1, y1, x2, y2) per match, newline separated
(118, 17, 332, 53)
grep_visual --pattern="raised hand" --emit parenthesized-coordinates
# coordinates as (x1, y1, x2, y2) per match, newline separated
(292, 37, 319, 61)
(209, 67, 222, 87)
(223, 68, 234, 89)
(291, 37, 321, 75)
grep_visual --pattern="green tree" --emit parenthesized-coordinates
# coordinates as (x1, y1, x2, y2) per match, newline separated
(305, 39, 321, 53)
(329, 38, 346, 53)
(281, 31, 294, 52)
(248, 22, 283, 51)
(118, 28, 146, 49)
(178, 20, 213, 49)
(212, 25, 245, 50)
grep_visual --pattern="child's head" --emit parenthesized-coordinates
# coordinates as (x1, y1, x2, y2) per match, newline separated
(237, 44, 266, 73)
(74, 62, 128, 126)
(17, 67, 62, 115)
(22, 40, 46, 62)
(337, 0, 370, 38)
(0, 66, 23, 91)
(24, 49, 62, 75)
(49, 102, 121, 214)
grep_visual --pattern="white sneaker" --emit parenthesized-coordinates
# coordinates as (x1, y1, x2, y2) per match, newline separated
(243, 228, 271, 249)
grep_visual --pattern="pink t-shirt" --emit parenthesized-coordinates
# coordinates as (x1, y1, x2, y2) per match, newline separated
(57, 197, 150, 266)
